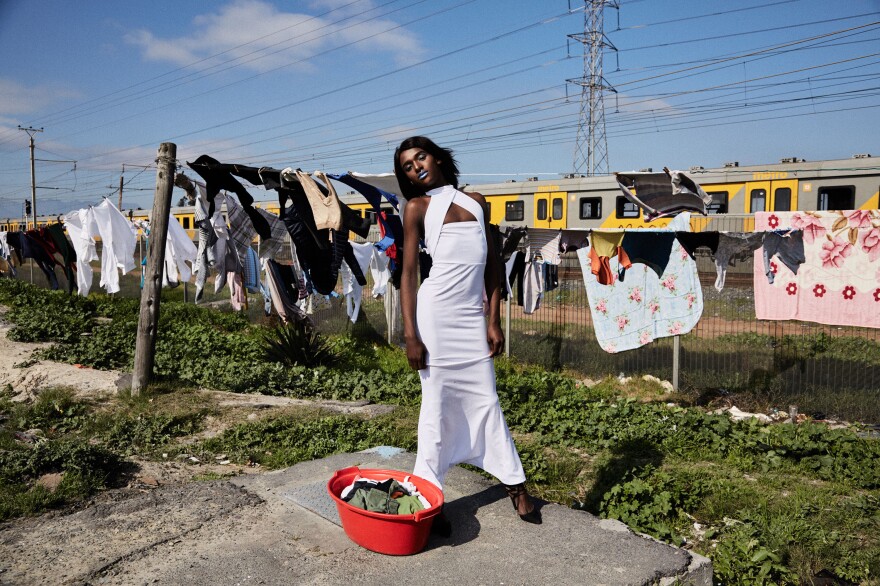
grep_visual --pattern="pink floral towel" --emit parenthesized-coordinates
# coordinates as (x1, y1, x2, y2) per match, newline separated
(754, 210, 880, 328)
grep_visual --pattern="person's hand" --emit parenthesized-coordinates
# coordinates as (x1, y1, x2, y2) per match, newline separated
(487, 323, 504, 357)
(406, 337, 428, 371)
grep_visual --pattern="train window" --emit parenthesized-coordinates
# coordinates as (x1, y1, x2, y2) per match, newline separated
(551, 198, 564, 220)
(485, 201, 492, 220)
(817, 186, 854, 210)
(579, 197, 602, 219)
(616, 196, 639, 219)
(707, 191, 728, 214)
(365, 210, 377, 225)
(505, 201, 524, 222)
(774, 187, 791, 211)
(182, 217, 191, 230)
(750, 189, 766, 212)
(536, 199, 548, 221)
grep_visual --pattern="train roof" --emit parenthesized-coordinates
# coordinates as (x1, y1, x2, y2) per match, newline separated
(463, 154, 880, 194)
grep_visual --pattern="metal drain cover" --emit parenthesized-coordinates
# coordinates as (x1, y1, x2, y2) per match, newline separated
(282, 481, 341, 526)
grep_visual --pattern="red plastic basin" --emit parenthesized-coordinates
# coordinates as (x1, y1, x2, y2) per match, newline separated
(327, 466, 444, 555)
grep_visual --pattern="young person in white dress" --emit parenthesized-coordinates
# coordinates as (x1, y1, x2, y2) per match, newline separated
(395, 136, 541, 533)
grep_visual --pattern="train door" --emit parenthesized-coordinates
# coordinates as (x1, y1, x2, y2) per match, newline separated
(533, 191, 567, 229)
(745, 179, 797, 213)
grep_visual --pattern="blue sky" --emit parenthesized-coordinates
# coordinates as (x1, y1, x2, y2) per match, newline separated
(0, 0, 878, 218)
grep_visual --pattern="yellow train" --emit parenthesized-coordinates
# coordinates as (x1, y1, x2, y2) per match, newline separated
(4, 154, 877, 238)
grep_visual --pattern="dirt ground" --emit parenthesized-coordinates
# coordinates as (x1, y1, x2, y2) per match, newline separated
(0, 306, 406, 585)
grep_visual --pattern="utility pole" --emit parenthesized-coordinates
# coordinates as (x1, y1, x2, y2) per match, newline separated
(568, 1, 618, 176)
(118, 166, 124, 211)
(18, 126, 43, 229)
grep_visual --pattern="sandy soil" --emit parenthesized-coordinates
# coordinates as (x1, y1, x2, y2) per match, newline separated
(0, 306, 122, 402)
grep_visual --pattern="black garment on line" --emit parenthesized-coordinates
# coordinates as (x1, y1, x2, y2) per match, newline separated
(20, 232, 59, 290)
(45, 223, 77, 294)
(276, 184, 365, 295)
(226, 163, 372, 239)
(187, 155, 271, 240)
(507, 250, 526, 307)
(675, 231, 719, 260)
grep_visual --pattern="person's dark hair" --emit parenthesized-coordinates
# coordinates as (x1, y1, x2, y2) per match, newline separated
(394, 136, 460, 198)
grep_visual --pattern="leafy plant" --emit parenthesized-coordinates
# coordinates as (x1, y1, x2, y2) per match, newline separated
(264, 322, 340, 368)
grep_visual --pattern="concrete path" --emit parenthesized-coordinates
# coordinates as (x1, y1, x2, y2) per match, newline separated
(0, 449, 711, 585)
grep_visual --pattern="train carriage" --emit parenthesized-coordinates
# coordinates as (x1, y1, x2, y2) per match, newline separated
(6, 154, 878, 238)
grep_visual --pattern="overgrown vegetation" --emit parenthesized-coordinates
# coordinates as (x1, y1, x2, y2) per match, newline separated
(1, 279, 879, 584)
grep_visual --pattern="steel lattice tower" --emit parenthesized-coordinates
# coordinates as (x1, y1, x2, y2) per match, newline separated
(569, 1, 618, 176)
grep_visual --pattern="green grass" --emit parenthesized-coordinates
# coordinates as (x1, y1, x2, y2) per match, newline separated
(2, 279, 880, 583)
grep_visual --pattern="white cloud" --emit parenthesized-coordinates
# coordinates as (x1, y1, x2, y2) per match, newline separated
(125, 0, 423, 73)
(0, 78, 82, 116)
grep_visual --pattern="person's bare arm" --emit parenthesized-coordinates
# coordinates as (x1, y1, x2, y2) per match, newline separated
(401, 198, 429, 370)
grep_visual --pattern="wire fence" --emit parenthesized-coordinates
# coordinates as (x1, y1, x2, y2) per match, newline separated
(8, 224, 880, 423)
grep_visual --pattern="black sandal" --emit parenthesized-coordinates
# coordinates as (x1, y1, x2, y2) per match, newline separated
(504, 483, 542, 525)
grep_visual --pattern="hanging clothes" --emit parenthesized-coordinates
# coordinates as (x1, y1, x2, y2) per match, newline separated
(590, 230, 632, 285)
(263, 258, 307, 324)
(328, 172, 400, 213)
(255, 207, 288, 261)
(713, 232, 764, 291)
(192, 181, 217, 302)
(44, 224, 78, 294)
(369, 245, 391, 298)
(761, 230, 806, 284)
(163, 214, 197, 288)
(579, 214, 703, 353)
(63, 208, 99, 296)
(19, 232, 59, 289)
(187, 155, 271, 239)
(616, 170, 712, 221)
(526, 228, 562, 265)
(675, 231, 719, 260)
(752, 211, 872, 327)
(559, 229, 591, 253)
(90, 199, 137, 295)
(341, 241, 375, 323)
(620, 232, 675, 280)
(522, 255, 544, 314)
(295, 170, 343, 231)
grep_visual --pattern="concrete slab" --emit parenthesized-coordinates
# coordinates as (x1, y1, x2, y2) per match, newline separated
(0, 448, 711, 585)
(231, 448, 712, 585)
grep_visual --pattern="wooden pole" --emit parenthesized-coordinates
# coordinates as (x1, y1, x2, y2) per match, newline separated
(131, 142, 176, 395)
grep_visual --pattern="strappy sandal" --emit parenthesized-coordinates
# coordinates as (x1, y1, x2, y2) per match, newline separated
(504, 483, 542, 525)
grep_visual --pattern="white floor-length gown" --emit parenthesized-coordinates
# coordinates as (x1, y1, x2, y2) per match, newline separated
(412, 184, 526, 490)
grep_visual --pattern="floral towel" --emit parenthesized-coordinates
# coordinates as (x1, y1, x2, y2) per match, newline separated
(754, 210, 880, 328)
(577, 238, 703, 353)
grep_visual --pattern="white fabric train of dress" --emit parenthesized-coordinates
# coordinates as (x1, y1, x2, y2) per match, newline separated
(412, 184, 526, 490)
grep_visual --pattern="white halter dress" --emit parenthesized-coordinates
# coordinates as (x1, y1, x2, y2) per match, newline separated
(413, 184, 526, 490)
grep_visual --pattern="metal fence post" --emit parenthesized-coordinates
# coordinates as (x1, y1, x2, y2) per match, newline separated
(505, 295, 511, 357)
(672, 334, 681, 391)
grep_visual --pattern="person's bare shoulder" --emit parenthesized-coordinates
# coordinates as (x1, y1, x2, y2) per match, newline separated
(462, 190, 486, 205)
(404, 196, 429, 226)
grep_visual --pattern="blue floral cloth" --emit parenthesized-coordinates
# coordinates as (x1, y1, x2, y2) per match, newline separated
(577, 219, 703, 353)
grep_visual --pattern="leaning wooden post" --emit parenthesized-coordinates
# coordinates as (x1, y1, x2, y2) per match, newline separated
(131, 142, 176, 395)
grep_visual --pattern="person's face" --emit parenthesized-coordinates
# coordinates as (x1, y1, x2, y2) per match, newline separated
(398, 147, 446, 192)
